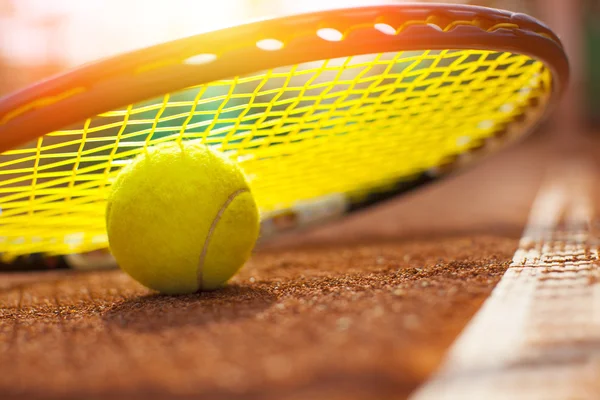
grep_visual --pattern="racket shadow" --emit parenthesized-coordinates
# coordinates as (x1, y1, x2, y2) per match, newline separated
(101, 284, 276, 333)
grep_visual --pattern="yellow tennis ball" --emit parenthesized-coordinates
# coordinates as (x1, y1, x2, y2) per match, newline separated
(105, 141, 260, 294)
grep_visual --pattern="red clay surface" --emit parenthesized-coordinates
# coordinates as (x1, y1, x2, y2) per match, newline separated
(0, 135, 565, 400)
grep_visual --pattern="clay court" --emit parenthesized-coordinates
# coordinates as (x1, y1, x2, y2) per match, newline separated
(2, 133, 598, 400)
(0, 1, 599, 400)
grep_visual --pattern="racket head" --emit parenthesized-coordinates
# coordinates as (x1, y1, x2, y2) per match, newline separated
(0, 4, 569, 260)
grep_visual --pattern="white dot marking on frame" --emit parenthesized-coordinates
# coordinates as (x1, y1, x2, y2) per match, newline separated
(256, 39, 284, 51)
(374, 23, 396, 35)
(183, 53, 218, 65)
(317, 28, 343, 42)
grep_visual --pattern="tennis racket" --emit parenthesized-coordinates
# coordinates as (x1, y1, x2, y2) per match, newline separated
(0, 3, 569, 271)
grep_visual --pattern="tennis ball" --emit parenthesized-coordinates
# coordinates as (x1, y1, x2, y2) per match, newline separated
(106, 141, 260, 294)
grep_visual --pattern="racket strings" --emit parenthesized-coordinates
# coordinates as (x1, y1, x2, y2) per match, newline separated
(0, 49, 552, 256)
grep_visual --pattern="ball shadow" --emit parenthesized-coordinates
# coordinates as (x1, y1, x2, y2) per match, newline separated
(102, 284, 276, 333)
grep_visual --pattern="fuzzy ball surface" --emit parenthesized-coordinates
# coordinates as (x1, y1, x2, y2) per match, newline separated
(106, 141, 260, 294)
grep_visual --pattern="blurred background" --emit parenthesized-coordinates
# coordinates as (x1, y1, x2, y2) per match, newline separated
(0, 0, 597, 135)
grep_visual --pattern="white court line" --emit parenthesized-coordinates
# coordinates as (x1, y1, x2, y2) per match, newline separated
(410, 161, 600, 400)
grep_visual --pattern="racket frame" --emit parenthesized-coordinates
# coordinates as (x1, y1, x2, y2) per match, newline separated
(0, 3, 569, 153)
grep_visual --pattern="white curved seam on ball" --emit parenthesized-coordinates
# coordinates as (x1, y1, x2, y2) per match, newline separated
(197, 188, 249, 290)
